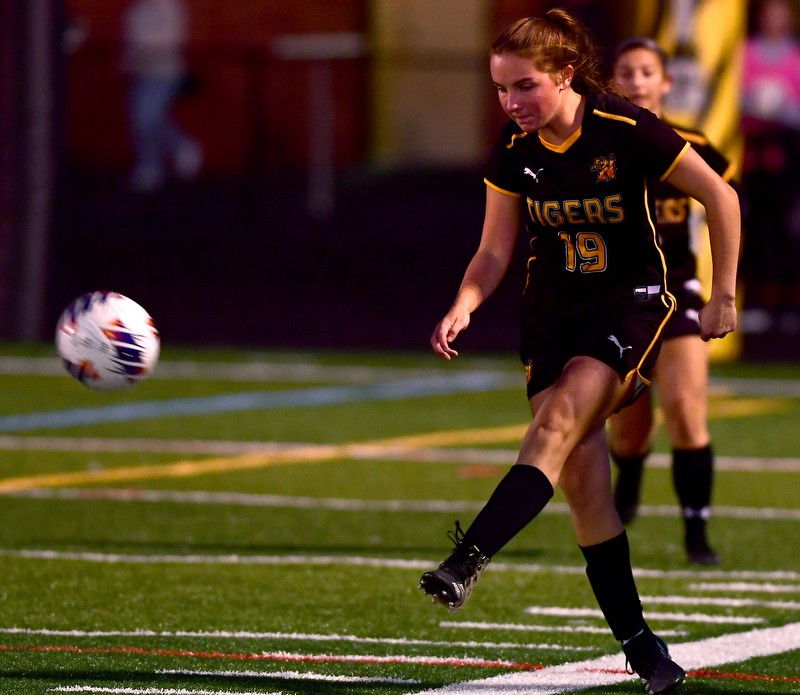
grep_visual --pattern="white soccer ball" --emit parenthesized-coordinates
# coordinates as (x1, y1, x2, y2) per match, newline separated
(55, 291, 160, 391)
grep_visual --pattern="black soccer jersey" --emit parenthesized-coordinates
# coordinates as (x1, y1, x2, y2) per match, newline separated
(485, 91, 690, 305)
(654, 122, 733, 283)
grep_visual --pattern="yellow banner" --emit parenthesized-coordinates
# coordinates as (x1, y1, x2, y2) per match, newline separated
(656, 0, 746, 361)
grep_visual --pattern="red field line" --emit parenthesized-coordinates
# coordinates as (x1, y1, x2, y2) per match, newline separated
(584, 666, 800, 684)
(4, 644, 798, 684)
(0, 644, 544, 670)
(689, 669, 800, 683)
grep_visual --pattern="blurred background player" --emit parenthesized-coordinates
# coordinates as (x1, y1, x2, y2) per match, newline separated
(740, 0, 800, 311)
(609, 37, 735, 566)
(123, 0, 202, 192)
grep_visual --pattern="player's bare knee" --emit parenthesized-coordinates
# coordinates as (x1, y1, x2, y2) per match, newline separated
(534, 403, 579, 452)
(662, 400, 708, 449)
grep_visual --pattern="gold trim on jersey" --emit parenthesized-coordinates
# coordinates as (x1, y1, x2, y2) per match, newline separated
(672, 128, 708, 147)
(660, 141, 691, 181)
(484, 178, 522, 198)
(672, 126, 734, 181)
(721, 160, 736, 182)
(538, 126, 582, 153)
(592, 109, 637, 126)
(626, 176, 676, 386)
(507, 132, 528, 149)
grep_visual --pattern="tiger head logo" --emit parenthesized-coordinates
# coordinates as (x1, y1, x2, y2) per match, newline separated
(591, 154, 616, 182)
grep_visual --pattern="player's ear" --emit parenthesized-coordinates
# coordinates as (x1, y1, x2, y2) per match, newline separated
(662, 70, 674, 95)
(558, 65, 574, 90)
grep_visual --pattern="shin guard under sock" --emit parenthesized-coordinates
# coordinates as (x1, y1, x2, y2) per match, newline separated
(611, 452, 647, 518)
(581, 531, 647, 642)
(672, 445, 714, 543)
(463, 465, 553, 557)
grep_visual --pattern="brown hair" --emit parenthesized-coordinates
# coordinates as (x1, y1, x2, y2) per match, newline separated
(490, 9, 622, 96)
(612, 37, 668, 72)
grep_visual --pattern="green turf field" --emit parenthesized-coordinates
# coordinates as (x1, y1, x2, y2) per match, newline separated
(0, 344, 798, 694)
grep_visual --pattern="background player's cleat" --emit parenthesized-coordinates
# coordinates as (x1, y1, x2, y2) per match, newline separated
(686, 537, 721, 566)
(613, 463, 644, 525)
(685, 518, 721, 565)
(622, 628, 686, 695)
(418, 522, 490, 613)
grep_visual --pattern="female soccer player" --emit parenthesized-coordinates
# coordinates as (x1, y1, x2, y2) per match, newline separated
(609, 38, 735, 565)
(418, 11, 740, 695)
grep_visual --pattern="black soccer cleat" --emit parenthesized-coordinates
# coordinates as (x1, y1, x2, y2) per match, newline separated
(418, 521, 490, 614)
(622, 628, 686, 695)
(685, 519, 721, 565)
(686, 538, 721, 566)
(614, 464, 644, 525)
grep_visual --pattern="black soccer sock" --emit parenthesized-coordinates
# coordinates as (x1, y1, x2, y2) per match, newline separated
(611, 452, 647, 502)
(581, 531, 647, 642)
(672, 445, 714, 544)
(462, 464, 554, 557)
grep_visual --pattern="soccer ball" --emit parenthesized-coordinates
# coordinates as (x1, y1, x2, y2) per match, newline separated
(55, 291, 160, 391)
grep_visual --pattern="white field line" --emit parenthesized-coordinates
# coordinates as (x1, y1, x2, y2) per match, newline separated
(161, 669, 416, 685)
(0, 356, 521, 385)
(159, 668, 419, 684)
(51, 688, 284, 695)
(438, 622, 685, 637)
(689, 581, 800, 593)
(10, 487, 800, 522)
(640, 594, 800, 610)
(411, 621, 800, 694)
(2, 435, 800, 472)
(0, 627, 593, 652)
(524, 606, 763, 625)
(2, 548, 800, 583)
(6, 356, 800, 396)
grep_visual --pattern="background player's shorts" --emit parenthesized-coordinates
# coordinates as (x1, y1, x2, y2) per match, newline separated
(520, 293, 674, 400)
(663, 277, 704, 339)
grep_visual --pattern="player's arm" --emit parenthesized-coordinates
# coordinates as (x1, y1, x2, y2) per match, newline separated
(431, 186, 521, 359)
(664, 146, 740, 340)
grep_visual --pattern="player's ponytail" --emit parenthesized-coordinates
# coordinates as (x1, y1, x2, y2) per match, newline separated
(490, 9, 622, 97)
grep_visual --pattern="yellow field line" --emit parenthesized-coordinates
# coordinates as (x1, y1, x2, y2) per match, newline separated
(369, 424, 529, 448)
(0, 397, 787, 492)
(707, 396, 788, 418)
(0, 448, 338, 493)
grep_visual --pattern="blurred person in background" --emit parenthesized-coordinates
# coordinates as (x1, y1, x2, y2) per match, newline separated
(609, 38, 735, 566)
(740, 0, 800, 311)
(123, 0, 202, 192)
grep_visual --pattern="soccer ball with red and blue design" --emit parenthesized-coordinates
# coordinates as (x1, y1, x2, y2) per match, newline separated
(55, 291, 160, 391)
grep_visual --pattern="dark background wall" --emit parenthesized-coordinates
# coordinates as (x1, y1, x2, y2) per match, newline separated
(6, 0, 795, 359)
(13, 0, 566, 354)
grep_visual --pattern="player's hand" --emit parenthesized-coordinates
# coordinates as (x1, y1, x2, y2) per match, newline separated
(431, 310, 470, 360)
(699, 293, 737, 341)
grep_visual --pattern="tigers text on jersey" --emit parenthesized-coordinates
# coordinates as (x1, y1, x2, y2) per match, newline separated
(654, 122, 733, 283)
(485, 91, 690, 305)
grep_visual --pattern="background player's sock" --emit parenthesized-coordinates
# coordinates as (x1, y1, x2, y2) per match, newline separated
(672, 445, 714, 548)
(611, 452, 647, 524)
(581, 531, 647, 641)
(462, 464, 553, 557)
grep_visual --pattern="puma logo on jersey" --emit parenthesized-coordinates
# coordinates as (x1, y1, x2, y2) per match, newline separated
(607, 334, 632, 358)
(524, 167, 544, 182)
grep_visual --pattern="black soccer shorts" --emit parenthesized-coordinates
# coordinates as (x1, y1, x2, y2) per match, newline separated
(520, 292, 674, 400)
(662, 277, 704, 340)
